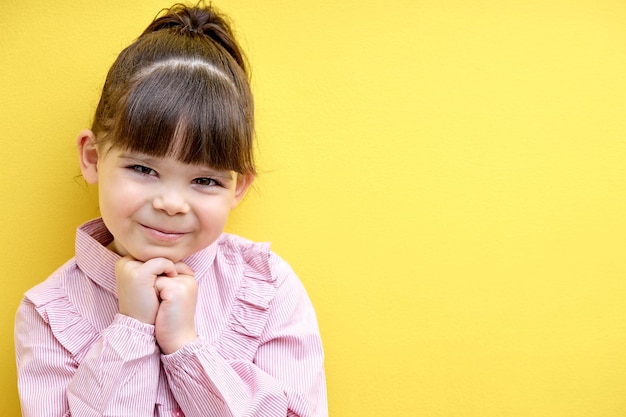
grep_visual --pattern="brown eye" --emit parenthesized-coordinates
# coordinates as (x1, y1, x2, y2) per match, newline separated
(129, 165, 156, 176)
(193, 177, 218, 187)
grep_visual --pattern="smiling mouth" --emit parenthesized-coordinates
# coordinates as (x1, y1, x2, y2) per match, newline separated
(141, 224, 188, 241)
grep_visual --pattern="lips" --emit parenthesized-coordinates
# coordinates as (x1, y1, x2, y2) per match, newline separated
(140, 223, 188, 241)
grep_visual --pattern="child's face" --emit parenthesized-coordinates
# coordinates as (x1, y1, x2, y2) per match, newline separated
(78, 131, 252, 262)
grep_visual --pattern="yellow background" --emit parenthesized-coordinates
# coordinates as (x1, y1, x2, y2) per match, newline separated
(2, 1, 626, 415)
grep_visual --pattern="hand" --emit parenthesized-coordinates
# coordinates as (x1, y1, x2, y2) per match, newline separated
(116, 256, 179, 325)
(154, 262, 198, 354)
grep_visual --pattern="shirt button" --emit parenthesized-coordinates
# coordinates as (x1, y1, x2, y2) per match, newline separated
(173, 410, 183, 417)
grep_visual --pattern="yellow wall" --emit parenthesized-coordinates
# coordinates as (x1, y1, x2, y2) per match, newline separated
(2, 1, 626, 415)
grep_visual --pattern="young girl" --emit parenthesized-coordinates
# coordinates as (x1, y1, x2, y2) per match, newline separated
(14, 3, 327, 417)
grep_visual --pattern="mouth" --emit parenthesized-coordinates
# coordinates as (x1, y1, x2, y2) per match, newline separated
(140, 223, 188, 241)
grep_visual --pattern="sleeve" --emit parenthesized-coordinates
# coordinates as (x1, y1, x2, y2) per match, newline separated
(15, 292, 161, 417)
(161, 253, 327, 417)
(67, 315, 161, 416)
(15, 299, 76, 417)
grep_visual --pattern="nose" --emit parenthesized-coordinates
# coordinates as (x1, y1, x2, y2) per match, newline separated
(152, 185, 190, 215)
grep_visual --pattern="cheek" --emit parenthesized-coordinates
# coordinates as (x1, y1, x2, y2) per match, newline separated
(99, 179, 143, 217)
(196, 201, 232, 227)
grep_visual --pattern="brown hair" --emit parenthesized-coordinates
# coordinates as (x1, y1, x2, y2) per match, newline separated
(91, 3, 255, 175)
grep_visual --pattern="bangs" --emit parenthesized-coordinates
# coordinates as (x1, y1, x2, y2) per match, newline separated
(111, 63, 254, 173)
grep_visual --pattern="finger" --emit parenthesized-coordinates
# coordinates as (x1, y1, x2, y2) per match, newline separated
(154, 275, 169, 293)
(174, 262, 195, 277)
(154, 274, 197, 294)
(142, 258, 179, 277)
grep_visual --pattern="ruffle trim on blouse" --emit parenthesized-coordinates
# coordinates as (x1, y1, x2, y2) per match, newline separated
(215, 237, 278, 362)
(24, 276, 100, 364)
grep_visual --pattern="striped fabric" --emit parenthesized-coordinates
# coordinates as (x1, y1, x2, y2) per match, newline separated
(15, 218, 327, 417)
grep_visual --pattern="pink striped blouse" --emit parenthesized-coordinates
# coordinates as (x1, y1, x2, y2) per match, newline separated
(15, 218, 327, 417)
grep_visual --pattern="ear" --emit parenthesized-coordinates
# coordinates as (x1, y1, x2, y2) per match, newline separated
(77, 129, 100, 184)
(231, 173, 255, 208)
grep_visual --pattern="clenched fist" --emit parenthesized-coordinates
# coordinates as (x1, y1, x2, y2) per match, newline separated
(115, 256, 199, 354)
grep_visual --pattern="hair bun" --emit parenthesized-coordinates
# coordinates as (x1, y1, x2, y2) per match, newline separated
(143, 3, 246, 72)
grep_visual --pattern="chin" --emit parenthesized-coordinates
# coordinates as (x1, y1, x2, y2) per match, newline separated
(129, 248, 186, 263)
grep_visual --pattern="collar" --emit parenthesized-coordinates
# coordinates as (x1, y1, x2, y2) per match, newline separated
(75, 218, 219, 297)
